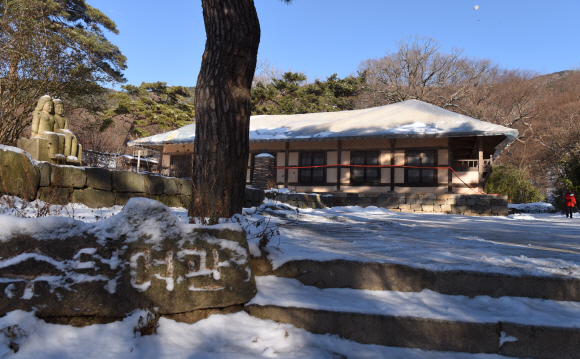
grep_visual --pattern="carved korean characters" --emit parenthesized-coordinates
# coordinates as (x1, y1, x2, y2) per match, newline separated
(0, 199, 257, 319)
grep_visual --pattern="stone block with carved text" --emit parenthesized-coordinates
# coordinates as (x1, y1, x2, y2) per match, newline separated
(0, 198, 256, 320)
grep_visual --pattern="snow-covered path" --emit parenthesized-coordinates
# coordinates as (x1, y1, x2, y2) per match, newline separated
(2, 196, 579, 278)
(252, 204, 580, 278)
(0, 197, 576, 357)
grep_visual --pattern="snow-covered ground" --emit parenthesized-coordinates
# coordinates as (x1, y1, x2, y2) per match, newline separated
(0, 196, 577, 358)
(509, 202, 556, 213)
(251, 276, 580, 328)
(244, 201, 580, 278)
(0, 310, 509, 359)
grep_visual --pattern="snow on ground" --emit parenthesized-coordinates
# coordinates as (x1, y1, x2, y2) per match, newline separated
(0, 196, 576, 358)
(251, 276, 580, 328)
(244, 200, 580, 278)
(0, 310, 510, 359)
(2, 195, 579, 279)
(509, 202, 556, 213)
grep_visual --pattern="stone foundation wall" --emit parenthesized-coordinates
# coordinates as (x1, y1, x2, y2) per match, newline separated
(1, 146, 264, 208)
(266, 192, 509, 216)
(34, 162, 192, 208)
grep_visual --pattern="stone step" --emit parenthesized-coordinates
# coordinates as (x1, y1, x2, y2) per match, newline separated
(250, 258, 580, 302)
(245, 276, 580, 359)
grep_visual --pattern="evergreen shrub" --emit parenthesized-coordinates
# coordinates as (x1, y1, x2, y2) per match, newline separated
(485, 164, 545, 203)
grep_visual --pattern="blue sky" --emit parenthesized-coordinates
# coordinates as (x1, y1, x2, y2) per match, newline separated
(89, 0, 580, 87)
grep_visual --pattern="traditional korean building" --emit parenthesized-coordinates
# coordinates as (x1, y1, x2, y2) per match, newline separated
(128, 100, 517, 194)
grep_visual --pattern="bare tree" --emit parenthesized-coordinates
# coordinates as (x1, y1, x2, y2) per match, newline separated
(357, 35, 543, 163)
(358, 35, 495, 112)
(535, 72, 580, 158)
(466, 69, 540, 145)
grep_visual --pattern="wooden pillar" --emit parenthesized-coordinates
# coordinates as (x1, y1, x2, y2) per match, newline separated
(337, 140, 342, 192)
(284, 142, 289, 189)
(478, 137, 484, 192)
(390, 139, 395, 192)
(448, 139, 453, 193)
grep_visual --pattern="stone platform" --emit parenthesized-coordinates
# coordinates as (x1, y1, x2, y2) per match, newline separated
(17, 137, 81, 166)
(266, 191, 509, 216)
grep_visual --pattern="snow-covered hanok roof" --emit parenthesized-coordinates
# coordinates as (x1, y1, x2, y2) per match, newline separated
(129, 100, 518, 148)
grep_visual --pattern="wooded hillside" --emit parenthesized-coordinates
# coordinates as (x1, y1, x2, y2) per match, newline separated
(34, 36, 578, 197)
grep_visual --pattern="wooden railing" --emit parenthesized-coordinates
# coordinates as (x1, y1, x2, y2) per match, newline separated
(453, 159, 478, 169)
(453, 158, 493, 170)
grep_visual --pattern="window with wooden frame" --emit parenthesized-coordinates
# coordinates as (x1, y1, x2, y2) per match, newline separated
(299, 152, 326, 184)
(406, 150, 437, 184)
(351, 151, 379, 184)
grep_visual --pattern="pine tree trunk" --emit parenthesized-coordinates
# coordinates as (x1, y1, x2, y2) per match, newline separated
(190, 0, 260, 218)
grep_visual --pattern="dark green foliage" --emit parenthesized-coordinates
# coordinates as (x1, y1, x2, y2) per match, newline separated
(0, 0, 126, 144)
(553, 156, 580, 210)
(101, 81, 195, 138)
(485, 164, 545, 204)
(251, 72, 363, 115)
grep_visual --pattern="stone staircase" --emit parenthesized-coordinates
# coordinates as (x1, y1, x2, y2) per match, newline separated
(247, 258, 580, 358)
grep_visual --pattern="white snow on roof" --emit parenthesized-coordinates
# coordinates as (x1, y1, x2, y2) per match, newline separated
(129, 100, 518, 147)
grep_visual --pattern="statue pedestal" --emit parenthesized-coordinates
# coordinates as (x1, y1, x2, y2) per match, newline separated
(17, 137, 51, 162)
(17, 137, 82, 166)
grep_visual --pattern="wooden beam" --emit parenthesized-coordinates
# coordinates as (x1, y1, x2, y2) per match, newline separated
(478, 137, 484, 192)
(448, 139, 453, 193)
(337, 140, 342, 192)
(284, 142, 289, 188)
(390, 139, 395, 192)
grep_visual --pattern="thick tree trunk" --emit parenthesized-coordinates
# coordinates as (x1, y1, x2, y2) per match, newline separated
(190, 0, 260, 219)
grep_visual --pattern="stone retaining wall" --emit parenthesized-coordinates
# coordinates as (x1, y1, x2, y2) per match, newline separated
(36, 162, 192, 208)
(266, 191, 509, 216)
(1, 146, 264, 208)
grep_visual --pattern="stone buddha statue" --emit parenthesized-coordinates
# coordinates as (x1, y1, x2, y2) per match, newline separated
(19, 95, 82, 165)
(31, 95, 57, 138)
(53, 99, 79, 159)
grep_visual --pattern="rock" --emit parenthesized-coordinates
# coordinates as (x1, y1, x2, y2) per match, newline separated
(144, 194, 163, 203)
(17, 138, 51, 163)
(115, 192, 143, 206)
(180, 195, 191, 208)
(163, 305, 243, 324)
(111, 170, 145, 193)
(72, 188, 116, 208)
(0, 198, 257, 320)
(85, 167, 112, 191)
(51, 165, 86, 188)
(38, 162, 52, 187)
(145, 175, 165, 195)
(0, 147, 40, 201)
(162, 195, 185, 208)
(163, 177, 179, 196)
(37, 187, 72, 205)
(175, 178, 192, 196)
